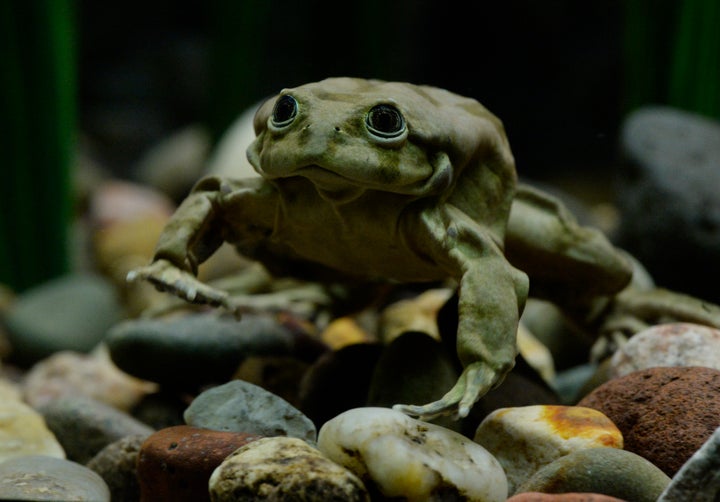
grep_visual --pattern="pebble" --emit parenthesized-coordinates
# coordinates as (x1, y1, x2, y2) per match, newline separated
(320, 316, 374, 350)
(137, 425, 260, 502)
(474, 405, 623, 495)
(233, 355, 310, 408)
(0, 455, 111, 501)
(106, 313, 297, 388)
(298, 343, 383, 428)
(578, 366, 720, 477)
(516, 447, 670, 502)
(318, 407, 508, 501)
(0, 393, 65, 462)
(209, 436, 369, 501)
(366, 331, 460, 431)
(22, 346, 157, 411)
(3, 273, 125, 365)
(609, 322, 720, 378)
(617, 106, 720, 303)
(658, 424, 720, 501)
(38, 395, 154, 464)
(378, 288, 453, 343)
(87, 434, 149, 502)
(134, 125, 212, 201)
(184, 379, 317, 442)
(507, 493, 626, 502)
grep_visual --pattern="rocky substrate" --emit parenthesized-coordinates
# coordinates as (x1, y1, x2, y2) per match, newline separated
(2, 105, 720, 500)
(2, 271, 720, 501)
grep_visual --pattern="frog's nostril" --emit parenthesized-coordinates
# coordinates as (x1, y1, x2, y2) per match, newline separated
(334, 126, 341, 132)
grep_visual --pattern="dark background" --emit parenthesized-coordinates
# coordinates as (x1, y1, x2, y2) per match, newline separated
(77, 1, 627, 183)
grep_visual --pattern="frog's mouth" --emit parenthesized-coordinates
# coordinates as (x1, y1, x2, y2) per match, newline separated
(295, 165, 367, 203)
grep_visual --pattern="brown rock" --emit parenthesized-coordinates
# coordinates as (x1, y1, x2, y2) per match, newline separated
(507, 493, 626, 501)
(137, 425, 261, 502)
(578, 366, 720, 476)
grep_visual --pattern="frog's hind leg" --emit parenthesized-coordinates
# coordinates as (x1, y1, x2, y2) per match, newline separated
(504, 183, 633, 310)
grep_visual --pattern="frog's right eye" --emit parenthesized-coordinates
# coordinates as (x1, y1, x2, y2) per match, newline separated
(270, 95, 298, 129)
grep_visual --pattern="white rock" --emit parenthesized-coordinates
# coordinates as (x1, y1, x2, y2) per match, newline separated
(318, 407, 507, 501)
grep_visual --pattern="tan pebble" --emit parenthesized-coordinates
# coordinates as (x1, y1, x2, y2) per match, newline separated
(475, 405, 622, 495)
(210, 436, 369, 501)
(379, 288, 453, 344)
(321, 317, 374, 349)
(22, 346, 157, 411)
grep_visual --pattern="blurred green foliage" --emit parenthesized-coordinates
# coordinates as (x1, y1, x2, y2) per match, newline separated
(1, 0, 75, 291)
(624, 0, 720, 117)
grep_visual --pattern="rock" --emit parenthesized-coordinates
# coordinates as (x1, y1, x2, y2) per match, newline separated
(87, 434, 149, 502)
(130, 391, 188, 430)
(298, 343, 383, 429)
(507, 493, 627, 502)
(38, 395, 155, 464)
(209, 436, 369, 501)
(88, 179, 175, 228)
(658, 425, 720, 501)
(578, 366, 720, 477)
(22, 346, 157, 411)
(233, 355, 310, 408)
(617, 106, 720, 302)
(366, 331, 460, 431)
(465, 356, 561, 434)
(0, 393, 65, 462)
(106, 313, 297, 388)
(0, 455, 110, 501)
(318, 407, 508, 501)
(4, 273, 125, 365)
(378, 288, 454, 344)
(609, 322, 720, 378)
(320, 316, 375, 350)
(474, 405, 623, 494)
(134, 125, 212, 201)
(516, 447, 670, 502)
(184, 379, 317, 442)
(137, 425, 260, 502)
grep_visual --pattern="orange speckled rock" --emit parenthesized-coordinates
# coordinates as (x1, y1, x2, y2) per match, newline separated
(507, 493, 627, 502)
(578, 366, 720, 477)
(137, 425, 261, 502)
(474, 405, 622, 494)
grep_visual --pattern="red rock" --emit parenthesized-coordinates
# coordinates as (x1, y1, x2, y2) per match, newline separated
(137, 425, 261, 502)
(507, 493, 626, 501)
(577, 366, 720, 476)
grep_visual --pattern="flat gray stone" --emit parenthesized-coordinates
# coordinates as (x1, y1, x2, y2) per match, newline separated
(38, 395, 154, 464)
(4, 274, 124, 365)
(106, 313, 296, 388)
(184, 379, 317, 442)
(658, 425, 720, 501)
(617, 106, 720, 302)
(0, 455, 110, 501)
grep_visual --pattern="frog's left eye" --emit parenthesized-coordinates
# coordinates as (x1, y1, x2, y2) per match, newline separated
(271, 95, 298, 128)
(365, 104, 406, 139)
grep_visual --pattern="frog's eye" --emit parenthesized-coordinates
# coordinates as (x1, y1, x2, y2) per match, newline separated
(365, 104, 406, 139)
(271, 95, 298, 128)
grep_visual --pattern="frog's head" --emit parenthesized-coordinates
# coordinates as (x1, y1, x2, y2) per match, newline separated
(248, 78, 516, 233)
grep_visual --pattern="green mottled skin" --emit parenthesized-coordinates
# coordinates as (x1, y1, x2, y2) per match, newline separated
(130, 78, 720, 419)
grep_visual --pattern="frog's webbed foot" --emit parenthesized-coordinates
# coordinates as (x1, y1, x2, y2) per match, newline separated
(127, 259, 231, 311)
(393, 362, 499, 421)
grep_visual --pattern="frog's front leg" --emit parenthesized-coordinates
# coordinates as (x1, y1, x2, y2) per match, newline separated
(394, 209, 529, 420)
(127, 176, 276, 312)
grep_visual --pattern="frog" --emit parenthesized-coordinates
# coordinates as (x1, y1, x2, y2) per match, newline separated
(128, 77, 720, 420)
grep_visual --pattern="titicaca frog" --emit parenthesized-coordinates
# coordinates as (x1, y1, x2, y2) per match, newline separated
(129, 77, 720, 419)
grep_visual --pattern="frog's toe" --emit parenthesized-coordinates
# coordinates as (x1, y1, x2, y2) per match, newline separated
(393, 362, 500, 421)
(392, 400, 462, 421)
